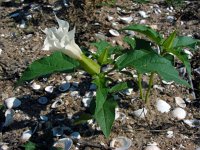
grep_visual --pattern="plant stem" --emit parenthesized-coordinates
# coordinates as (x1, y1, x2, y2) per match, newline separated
(138, 73, 144, 100)
(145, 72, 154, 104)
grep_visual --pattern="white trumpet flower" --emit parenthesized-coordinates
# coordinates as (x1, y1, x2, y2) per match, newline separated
(42, 16, 100, 75)
(42, 16, 82, 60)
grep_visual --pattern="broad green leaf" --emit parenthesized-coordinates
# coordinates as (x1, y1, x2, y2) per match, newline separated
(95, 87, 108, 113)
(94, 98, 117, 138)
(92, 40, 111, 55)
(98, 48, 109, 65)
(22, 141, 37, 150)
(123, 36, 136, 50)
(172, 36, 199, 49)
(122, 24, 162, 44)
(134, 38, 153, 52)
(162, 31, 177, 50)
(116, 50, 190, 87)
(109, 82, 130, 93)
(16, 52, 79, 86)
(74, 113, 93, 125)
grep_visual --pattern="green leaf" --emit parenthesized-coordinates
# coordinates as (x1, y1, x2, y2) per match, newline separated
(116, 50, 190, 87)
(122, 24, 162, 44)
(134, 37, 153, 51)
(98, 48, 109, 65)
(92, 40, 111, 55)
(22, 141, 37, 150)
(109, 82, 130, 93)
(123, 36, 136, 50)
(162, 31, 177, 49)
(172, 36, 199, 49)
(94, 98, 117, 138)
(16, 52, 79, 86)
(74, 113, 93, 125)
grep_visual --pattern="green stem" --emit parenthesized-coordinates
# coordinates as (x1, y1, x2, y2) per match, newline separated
(145, 72, 154, 104)
(138, 73, 144, 100)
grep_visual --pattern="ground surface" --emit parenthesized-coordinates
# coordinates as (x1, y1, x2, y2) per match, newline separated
(0, 0, 200, 149)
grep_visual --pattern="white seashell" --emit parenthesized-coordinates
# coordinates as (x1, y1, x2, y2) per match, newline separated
(51, 99, 64, 109)
(138, 11, 148, 18)
(31, 82, 41, 90)
(166, 16, 175, 23)
(124, 30, 135, 36)
(110, 136, 132, 150)
(145, 145, 160, 150)
(38, 96, 48, 105)
(45, 86, 54, 93)
(59, 82, 70, 92)
(0, 143, 9, 150)
(53, 138, 73, 150)
(82, 97, 92, 107)
(183, 119, 200, 127)
(119, 16, 133, 24)
(52, 126, 64, 136)
(0, 48, 2, 55)
(109, 29, 120, 37)
(3, 109, 14, 127)
(162, 80, 174, 85)
(156, 99, 171, 113)
(175, 97, 186, 108)
(115, 111, 126, 122)
(70, 132, 81, 139)
(194, 67, 200, 75)
(21, 130, 32, 142)
(153, 85, 165, 92)
(40, 115, 48, 122)
(123, 88, 133, 96)
(139, 19, 146, 24)
(85, 91, 95, 98)
(4, 97, 21, 109)
(183, 49, 193, 59)
(107, 15, 114, 21)
(111, 22, 119, 29)
(65, 75, 72, 81)
(70, 91, 80, 98)
(166, 131, 173, 138)
(171, 107, 187, 120)
(133, 108, 147, 118)
(19, 20, 26, 29)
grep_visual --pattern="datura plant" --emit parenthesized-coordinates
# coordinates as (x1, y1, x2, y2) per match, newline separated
(16, 16, 199, 138)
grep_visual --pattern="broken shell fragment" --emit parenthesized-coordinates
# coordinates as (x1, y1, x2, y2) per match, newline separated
(133, 108, 147, 118)
(38, 96, 48, 105)
(156, 99, 171, 113)
(52, 126, 64, 137)
(119, 16, 133, 24)
(110, 136, 132, 150)
(31, 82, 41, 90)
(166, 131, 173, 138)
(175, 97, 186, 108)
(59, 82, 70, 92)
(4, 97, 21, 109)
(45, 86, 54, 93)
(70, 132, 81, 139)
(53, 138, 73, 150)
(3, 109, 14, 127)
(107, 15, 114, 21)
(138, 11, 148, 18)
(145, 142, 160, 150)
(183, 119, 200, 127)
(51, 99, 64, 109)
(0, 143, 9, 150)
(171, 107, 187, 120)
(65, 75, 72, 81)
(109, 29, 120, 37)
(21, 130, 32, 142)
(162, 80, 174, 85)
(82, 97, 92, 107)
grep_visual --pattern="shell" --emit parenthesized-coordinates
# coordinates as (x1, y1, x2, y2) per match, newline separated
(40, 115, 48, 122)
(109, 29, 120, 37)
(166, 131, 173, 138)
(119, 16, 133, 24)
(183, 119, 200, 127)
(171, 107, 187, 120)
(145, 145, 160, 150)
(59, 82, 70, 92)
(52, 126, 64, 137)
(31, 82, 41, 90)
(53, 138, 73, 150)
(21, 130, 32, 142)
(110, 136, 132, 150)
(70, 132, 81, 139)
(138, 11, 148, 18)
(107, 15, 114, 21)
(123, 88, 133, 96)
(38, 96, 48, 105)
(162, 80, 174, 85)
(4, 97, 21, 109)
(166, 16, 175, 23)
(153, 85, 164, 92)
(65, 75, 72, 81)
(175, 97, 186, 108)
(133, 108, 147, 118)
(0, 143, 9, 150)
(156, 99, 171, 113)
(45, 86, 54, 93)
(3, 109, 14, 127)
(51, 99, 64, 109)
(194, 67, 200, 75)
(82, 97, 92, 107)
